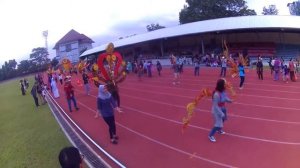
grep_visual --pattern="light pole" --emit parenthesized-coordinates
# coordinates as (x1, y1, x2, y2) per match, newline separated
(42, 30, 48, 52)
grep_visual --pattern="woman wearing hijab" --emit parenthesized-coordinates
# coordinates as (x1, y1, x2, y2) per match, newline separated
(51, 78, 60, 98)
(97, 85, 122, 144)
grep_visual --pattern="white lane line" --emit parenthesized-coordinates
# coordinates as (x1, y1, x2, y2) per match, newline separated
(76, 90, 300, 145)
(47, 91, 126, 168)
(120, 80, 300, 94)
(125, 75, 300, 89)
(122, 106, 300, 145)
(121, 94, 300, 124)
(76, 88, 300, 124)
(119, 87, 300, 111)
(117, 123, 237, 168)
(77, 100, 237, 168)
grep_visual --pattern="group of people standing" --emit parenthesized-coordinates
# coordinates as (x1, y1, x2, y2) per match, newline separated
(268, 57, 297, 83)
(133, 60, 163, 80)
(19, 78, 29, 96)
(219, 56, 246, 89)
(29, 74, 47, 107)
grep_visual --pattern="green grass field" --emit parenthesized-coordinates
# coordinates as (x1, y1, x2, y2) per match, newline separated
(0, 77, 70, 167)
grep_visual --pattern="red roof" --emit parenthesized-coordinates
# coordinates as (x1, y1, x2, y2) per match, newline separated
(53, 29, 94, 49)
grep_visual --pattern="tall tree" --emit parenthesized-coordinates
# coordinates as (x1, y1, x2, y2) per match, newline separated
(179, 0, 256, 24)
(146, 23, 166, 32)
(8, 59, 17, 69)
(29, 47, 50, 71)
(29, 47, 50, 66)
(17, 60, 32, 74)
(0, 59, 18, 79)
(51, 57, 59, 68)
(288, 1, 300, 15)
(262, 5, 278, 15)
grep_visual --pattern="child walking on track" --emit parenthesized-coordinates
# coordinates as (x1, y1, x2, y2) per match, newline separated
(208, 78, 232, 142)
(238, 62, 245, 89)
(97, 85, 122, 144)
(64, 77, 79, 112)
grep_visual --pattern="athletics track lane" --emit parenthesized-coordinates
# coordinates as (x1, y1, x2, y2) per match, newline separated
(49, 67, 300, 168)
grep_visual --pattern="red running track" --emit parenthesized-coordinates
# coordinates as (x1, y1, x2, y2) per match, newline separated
(49, 67, 300, 168)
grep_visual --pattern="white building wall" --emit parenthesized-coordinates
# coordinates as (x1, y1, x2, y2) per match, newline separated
(56, 41, 93, 63)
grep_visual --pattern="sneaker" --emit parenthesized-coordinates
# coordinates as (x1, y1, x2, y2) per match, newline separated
(218, 130, 226, 135)
(113, 135, 119, 140)
(208, 136, 216, 142)
(111, 139, 118, 144)
(239, 87, 243, 90)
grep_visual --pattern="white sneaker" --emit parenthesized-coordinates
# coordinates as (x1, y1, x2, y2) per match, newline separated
(218, 130, 226, 135)
(208, 136, 216, 142)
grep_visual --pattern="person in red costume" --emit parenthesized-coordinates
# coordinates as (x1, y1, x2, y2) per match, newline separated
(64, 77, 79, 112)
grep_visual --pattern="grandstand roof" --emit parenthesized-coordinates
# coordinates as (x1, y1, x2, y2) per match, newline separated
(80, 15, 300, 57)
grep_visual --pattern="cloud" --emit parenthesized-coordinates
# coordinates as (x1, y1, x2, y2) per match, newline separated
(91, 17, 180, 46)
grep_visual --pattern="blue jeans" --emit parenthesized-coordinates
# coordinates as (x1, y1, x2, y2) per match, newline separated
(209, 127, 221, 137)
(222, 108, 227, 121)
(274, 70, 279, 81)
(84, 83, 90, 95)
(67, 96, 78, 111)
(240, 76, 245, 87)
(194, 67, 199, 76)
(220, 67, 226, 77)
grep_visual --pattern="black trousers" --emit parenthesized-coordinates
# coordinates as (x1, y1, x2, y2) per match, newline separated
(257, 70, 263, 80)
(32, 96, 39, 107)
(103, 116, 116, 139)
(240, 76, 245, 87)
(112, 91, 120, 107)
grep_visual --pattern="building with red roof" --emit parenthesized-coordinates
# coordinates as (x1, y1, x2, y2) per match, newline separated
(54, 29, 94, 63)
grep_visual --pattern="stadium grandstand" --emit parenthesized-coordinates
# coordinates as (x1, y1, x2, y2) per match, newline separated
(80, 15, 300, 65)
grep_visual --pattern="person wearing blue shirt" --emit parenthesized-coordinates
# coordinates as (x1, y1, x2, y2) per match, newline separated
(238, 62, 245, 89)
(97, 85, 122, 144)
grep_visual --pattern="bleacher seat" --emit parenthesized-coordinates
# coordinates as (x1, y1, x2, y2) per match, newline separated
(229, 42, 276, 57)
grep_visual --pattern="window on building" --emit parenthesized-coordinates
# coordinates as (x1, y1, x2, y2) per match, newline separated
(59, 46, 66, 52)
(66, 44, 72, 52)
(71, 43, 78, 50)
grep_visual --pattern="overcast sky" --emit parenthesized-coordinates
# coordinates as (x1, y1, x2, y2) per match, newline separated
(0, 0, 295, 66)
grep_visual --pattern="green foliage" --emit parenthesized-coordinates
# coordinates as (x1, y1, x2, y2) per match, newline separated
(0, 77, 70, 167)
(262, 5, 278, 15)
(0, 47, 50, 81)
(179, 0, 256, 24)
(51, 57, 59, 68)
(30, 47, 50, 66)
(288, 1, 300, 15)
(18, 60, 32, 75)
(146, 23, 166, 32)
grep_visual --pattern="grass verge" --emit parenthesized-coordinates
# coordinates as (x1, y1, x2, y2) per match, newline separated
(0, 77, 70, 167)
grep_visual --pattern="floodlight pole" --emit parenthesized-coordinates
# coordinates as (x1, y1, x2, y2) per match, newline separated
(43, 30, 48, 52)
